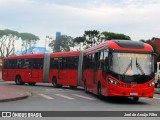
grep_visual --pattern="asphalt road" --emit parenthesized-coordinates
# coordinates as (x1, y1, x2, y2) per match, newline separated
(0, 81, 160, 120)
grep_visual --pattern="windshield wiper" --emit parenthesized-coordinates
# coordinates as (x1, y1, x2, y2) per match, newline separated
(136, 58, 145, 75)
(123, 58, 132, 75)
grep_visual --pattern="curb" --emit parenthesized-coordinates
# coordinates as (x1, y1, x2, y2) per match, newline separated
(0, 84, 32, 102)
(0, 95, 29, 102)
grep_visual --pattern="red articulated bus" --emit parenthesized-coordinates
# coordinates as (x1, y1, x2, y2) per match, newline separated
(2, 51, 81, 88)
(2, 40, 155, 101)
(82, 40, 155, 101)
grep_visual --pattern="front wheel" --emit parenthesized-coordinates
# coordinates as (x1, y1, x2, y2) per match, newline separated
(15, 76, 24, 85)
(70, 86, 77, 89)
(133, 97, 139, 102)
(28, 82, 36, 86)
(52, 78, 62, 88)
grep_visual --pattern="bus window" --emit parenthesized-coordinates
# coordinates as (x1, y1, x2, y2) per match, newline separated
(23, 59, 31, 69)
(50, 58, 58, 69)
(33, 58, 43, 69)
(104, 49, 109, 72)
(71, 57, 78, 69)
(4, 60, 9, 69)
(8, 59, 16, 69)
(66, 57, 71, 69)
(17, 59, 23, 69)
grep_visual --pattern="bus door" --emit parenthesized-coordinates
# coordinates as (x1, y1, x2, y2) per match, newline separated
(58, 58, 66, 81)
(88, 54, 94, 91)
(17, 59, 31, 82)
(93, 53, 99, 85)
(30, 58, 43, 83)
(65, 57, 78, 86)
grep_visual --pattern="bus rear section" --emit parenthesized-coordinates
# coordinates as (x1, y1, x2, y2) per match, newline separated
(83, 40, 155, 101)
(2, 54, 44, 85)
(49, 51, 81, 88)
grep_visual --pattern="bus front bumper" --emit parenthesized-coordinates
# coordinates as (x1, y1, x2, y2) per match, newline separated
(107, 84, 154, 98)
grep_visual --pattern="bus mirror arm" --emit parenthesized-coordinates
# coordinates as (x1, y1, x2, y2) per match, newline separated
(153, 53, 157, 56)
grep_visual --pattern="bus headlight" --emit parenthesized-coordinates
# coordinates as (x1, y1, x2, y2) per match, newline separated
(148, 81, 155, 87)
(108, 78, 119, 86)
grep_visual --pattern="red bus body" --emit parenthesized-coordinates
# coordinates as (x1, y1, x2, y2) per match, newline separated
(49, 51, 80, 87)
(2, 54, 44, 84)
(83, 40, 155, 100)
(2, 51, 80, 87)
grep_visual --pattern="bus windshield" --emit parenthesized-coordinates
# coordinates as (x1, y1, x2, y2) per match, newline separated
(109, 52, 154, 76)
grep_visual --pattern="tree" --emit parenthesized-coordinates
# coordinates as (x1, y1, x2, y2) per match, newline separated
(20, 33, 39, 54)
(0, 29, 19, 57)
(73, 36, 85, 44)
(83, 30, 102, 48)
(49, 35, 74, 52)
(101, 31, 131, 40)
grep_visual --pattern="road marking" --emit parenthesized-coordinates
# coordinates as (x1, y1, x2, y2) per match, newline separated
(153, 97, 160, 100)
(141, 97, 160, 101)
(55, 94, 75, 100)
(140, 98, 151, 101)
(38, 94, 54, 99)
(72, 94, 96, 100)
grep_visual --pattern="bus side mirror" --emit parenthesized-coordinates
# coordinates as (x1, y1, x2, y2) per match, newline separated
(153, 53, 157, 56)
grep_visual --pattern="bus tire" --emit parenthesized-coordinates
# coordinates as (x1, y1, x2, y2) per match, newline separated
(15, 76, 24, 85)
(84, 80, 87, 93)
(97, 82, 102, 99)
(52, 78, 57, 88)
(70, 86, 77, 89)
(52, 77, 62, 88)
(133, 97, 139, 102)
(28, 82, 36, 86)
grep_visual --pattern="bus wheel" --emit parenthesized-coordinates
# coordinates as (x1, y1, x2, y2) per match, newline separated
(28, 82, 36, 86)
(97, 83, 102, 99)
(70, 86, 77, 89)
(133, 97, 139, 102)
(15, 76, 24, 85)
(52, 78, 62, 88)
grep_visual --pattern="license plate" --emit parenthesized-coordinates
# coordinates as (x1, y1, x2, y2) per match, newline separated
(130, 92, 138, 96)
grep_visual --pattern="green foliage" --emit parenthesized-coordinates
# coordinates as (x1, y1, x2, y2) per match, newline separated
(101, 31, 131, 40)
(19, 33, 39, 54)
(0, 29, 19, 37)
(49, 35, 74, 52)
(74, 30, 131, 49)
(0, 29, 20, 57)
(20, 33, 39, 41)
(0, 29, 39, 57)
(73, 36, 85, 44)
(83, 30, 102, 48)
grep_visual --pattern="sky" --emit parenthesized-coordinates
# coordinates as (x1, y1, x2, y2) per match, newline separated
(0, 0, 160, 49)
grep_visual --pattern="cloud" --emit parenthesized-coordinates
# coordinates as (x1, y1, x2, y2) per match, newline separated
(0, 0, 160, 46)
